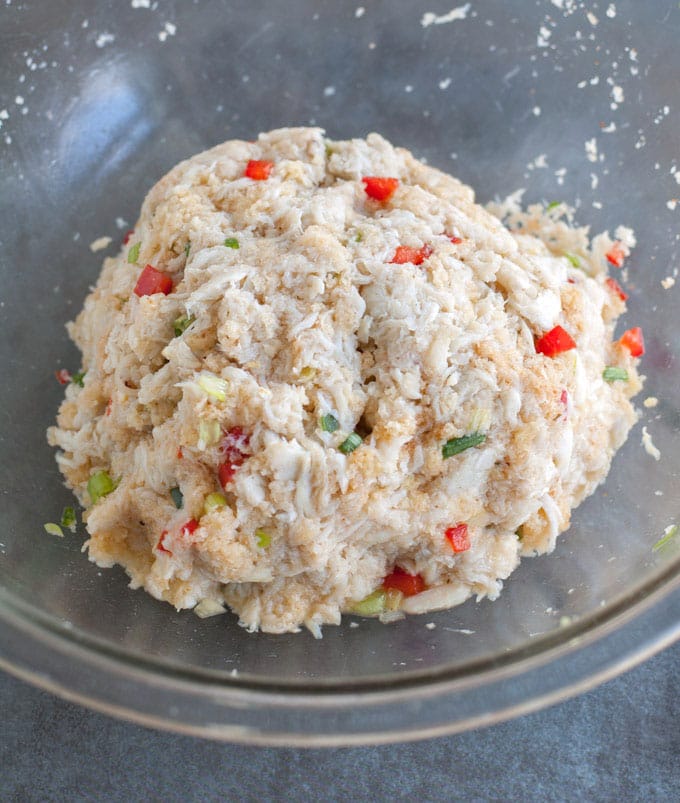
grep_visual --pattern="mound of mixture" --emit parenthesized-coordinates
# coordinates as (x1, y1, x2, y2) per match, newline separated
(48, 127, 644, 635)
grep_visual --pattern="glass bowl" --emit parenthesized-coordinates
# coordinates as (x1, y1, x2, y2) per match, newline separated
(1, 0, 678, 745)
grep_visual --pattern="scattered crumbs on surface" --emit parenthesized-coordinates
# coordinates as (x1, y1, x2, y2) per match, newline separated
(641, 426, 661, 461)
(95, 32, 115, 48)
(15, 95, 24, 105)
(554, 167, 566, 185)
(532, 106, 541, 116)
(0, 109, 8, 119)
(653, 106, 670, 125)
(537, 25, 552, 47)
(559, 615, 572, 628)
(611, 85, 624, 107)
(438, 77, 452, 90)
(585, 138, 599, 163)
(601, 121, 616, 133)
(131, 0, 151, 7)
(653, 524, 679, 553)
(586, 11, 599, 26)
(674, 172, 680, 186)
(115, 217, 128, 230)
(230, 668, 239, 677)
(449, 152, 458, 159)
(527, 153, 548, 171)
(661, 276, 675, 289)
(89, 236, 112, 253)
(655, 490, 663, 497)
(442, 628, 475, 635)
(606, 4, 617, 18)
(567, 588, 575, 595)
(643, 396, 659, 408)
(73, 232, 80, 241)
(425, 622, 436, 630)
(158, 22, 177, 42)
(551, 0, 564, 8)
(323, 86, 336, 97)
(421, 3, 470, 27)
(590, 173, 599, 190)
(368, 41, 376, 49)
(349, 621, 360, 628)
(667, 199, 678, 211)
(355, 6, 365, 18)
(404, 84, 413, 93)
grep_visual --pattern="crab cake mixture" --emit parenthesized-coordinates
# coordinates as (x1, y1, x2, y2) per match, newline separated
(48, 127, 644, 635)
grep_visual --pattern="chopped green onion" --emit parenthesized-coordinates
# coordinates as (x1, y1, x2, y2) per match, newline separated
(224, 237, 239, 249)
(127, 242, 141, 263)
(653, 524, 679, 552)
(197, 372, 228, 401)
(203, 492, 227, 514)
(255, 529, 271, 548)
(355, 231, 363, 243)
(71, 371, 86, 388)
(60, 506, 77, 531)
(87, 470, 115, 504)
(339, 432, 362, 454)
(44, 522, 64, 538)
(170, 487, 183, 509)
(602, 366, 629, 383)
(173, 314, 195, 337)
(564, 253, 581, 268)
(320, 413, 340, 433)
(299, 366, 316, 382)
(197, 419, 221, 449)
(442, 431, 486, 459)
(351, 589, 386, 616)
(184, 241, 191, 258)
(546, 200, 561, 210)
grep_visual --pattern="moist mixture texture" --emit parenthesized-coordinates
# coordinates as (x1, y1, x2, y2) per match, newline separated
(48, 127, 642, 635)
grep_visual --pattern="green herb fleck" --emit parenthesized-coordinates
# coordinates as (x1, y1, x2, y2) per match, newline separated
(60, 506, 77, 531)
(203, 492, 227, 514)
(442, 431, 486, 459)
(173, 315, 195, 337)
(170, 487, 184, 509)
(224, 237, 239, 249)
(87, 470, 116, 505)
(603, 366, 629, 382)
(351, 589, 386, 616)
(653, 524, 679, 552)
(355, 231, 363, 243)
(255, 529, 271, 549)
(44, 522, 64, 538)
(320, 413, 340, 433)
(339, 432, 362, 454)
(325, 142, 334, 158)
(184, 241, 191, 258)
(564, 252, 581, 268)
(127, 242, 141, 264)
(71, 371, 86, 388)
(547, 200, 562, 211)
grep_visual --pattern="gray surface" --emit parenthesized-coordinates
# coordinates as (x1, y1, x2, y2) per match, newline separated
(3, 643, 680, 802)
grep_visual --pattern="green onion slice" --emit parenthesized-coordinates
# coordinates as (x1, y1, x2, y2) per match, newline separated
(564, 253, 581, 268)
(170, 487, 183, 509)
(224, 237, 239, 249)
(602, 366, 628, 382)
(87, 470, 115, 504)
(173, 314, 195, 337)
(203, 492, 227, 514)
(255, 529, 271, 548)
(320, 413, 340, 433)
(339, 432, 362, 454)
(60, 506, 76, 531)
(653, 524, 679, 552)
(546, 200, 562, 210)
(44, 523, 64, 538)
(184, 241, 191, 258)
(442, 432, 486, 459)
(71, 371, 86, 388)
(197, 372, 228, 401)
(198, 419, 221, 448)
(127, 242, 141, 264)
(351, 589, 386, 616)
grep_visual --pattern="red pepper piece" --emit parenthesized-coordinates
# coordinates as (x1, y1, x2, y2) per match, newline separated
(560, 389, 568, 406)
(217, 426, 251, 488)
(605, 242, 626, 268)
(390, 244, 433, 265)
(361, 176, 399, 202)
(449, 235, 463, 244)
(244, 159, 274, 180)
(156, 530, 172, 555)
(605, 276, 628, 301)
(382, 567, 425, 597)
(133, 265, 173, 297)
(619, 326, 645, 357)
(122, 229, 135, 245)
(176, 447, 183, 460)
(535, 325, 577, 357)
(445, 523, 471, 553)
(180, 518, 199, 538)
(105, 398, 113, 416)
(55, 369, 72, 385)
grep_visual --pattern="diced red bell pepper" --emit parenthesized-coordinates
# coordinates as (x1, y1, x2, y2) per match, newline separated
(390, 244, 433, 265)
(177, 447, 183, 460)
(180, 518, 199, 538)
(244, 159, 274, 180)
(619, 326, 645, 357)
(535, 325, 577, 357)
(560, 389, 568, 406)
(449, 235, 463, 244)
(105, 398, 113, 417)
(382, 567, 425, 597)
(445, 523, 471, 553)
(605, 242, 626, 268)
(133, 264, 173, 297)
(156, 530, 172, 555)
(122, 229, 135, 245)
(361, 176, 399, 202)
(55, 369, 72, 385)
(217, 426, 251, 488)
(605, 276, 628, 301)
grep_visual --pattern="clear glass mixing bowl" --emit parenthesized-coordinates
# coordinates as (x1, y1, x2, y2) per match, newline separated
(1, 0, 679, 744)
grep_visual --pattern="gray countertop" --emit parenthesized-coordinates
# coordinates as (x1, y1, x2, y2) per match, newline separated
(3, 642, 680, 802)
